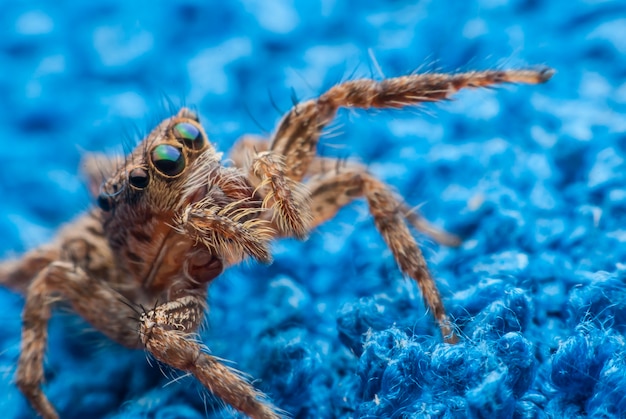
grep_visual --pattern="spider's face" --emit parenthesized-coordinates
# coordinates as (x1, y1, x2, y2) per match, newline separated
(96, 108, 220, 217)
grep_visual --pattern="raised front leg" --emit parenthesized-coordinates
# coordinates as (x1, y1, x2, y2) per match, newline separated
(139, 295, 281, 419)
(269, 68, 554, 182)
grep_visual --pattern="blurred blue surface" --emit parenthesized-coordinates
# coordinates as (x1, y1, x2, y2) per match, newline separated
(1, 0, 625, 418)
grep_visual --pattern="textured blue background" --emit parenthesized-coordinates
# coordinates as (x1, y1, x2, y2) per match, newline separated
(1, 0, 625, 418)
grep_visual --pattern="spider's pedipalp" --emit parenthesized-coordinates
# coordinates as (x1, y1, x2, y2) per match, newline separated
(176, 201, 274, 264)
(251, 151, 312, 239)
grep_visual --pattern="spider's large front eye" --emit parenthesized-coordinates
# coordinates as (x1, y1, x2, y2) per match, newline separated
(173, 122, 204, 151)
(151, 144, 185, 177)
(128, 167, 150, 189)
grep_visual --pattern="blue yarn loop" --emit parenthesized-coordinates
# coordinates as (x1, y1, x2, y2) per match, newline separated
(352, 328, 537, 417)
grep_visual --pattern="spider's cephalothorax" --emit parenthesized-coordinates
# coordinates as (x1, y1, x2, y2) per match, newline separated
(0, 68, 553, 419)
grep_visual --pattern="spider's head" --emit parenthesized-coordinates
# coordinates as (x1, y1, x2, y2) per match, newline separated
(96, 107, 221, 218)
(91, 108, 227, 288)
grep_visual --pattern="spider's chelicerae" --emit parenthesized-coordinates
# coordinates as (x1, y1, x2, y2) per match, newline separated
(1, 68, 552, 419)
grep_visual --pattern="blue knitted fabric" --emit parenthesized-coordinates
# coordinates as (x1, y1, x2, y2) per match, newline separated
(1, 1, 625, 418)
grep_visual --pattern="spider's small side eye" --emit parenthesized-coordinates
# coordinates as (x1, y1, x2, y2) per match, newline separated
(173, 122, 205, 151)
(128, 167, 150, 189)
(151, 144, 185, 177)
(97, 194, 113, 212)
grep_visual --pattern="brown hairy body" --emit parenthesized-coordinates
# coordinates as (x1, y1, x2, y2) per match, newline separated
(0, 68, 553, 418)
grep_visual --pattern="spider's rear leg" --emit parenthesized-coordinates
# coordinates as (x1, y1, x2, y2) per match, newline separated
(400, 203, 461, 247)
(140, 296, 281, 419)
(308, 161, 460, 246)
(0, 245, 59, 294)
(17, 260, 142, 419)
(307, 168, 458, 343)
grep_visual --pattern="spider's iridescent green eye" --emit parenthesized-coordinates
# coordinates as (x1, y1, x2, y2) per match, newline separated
(151, 144, 185, 177)
(173, 122, 204, 150)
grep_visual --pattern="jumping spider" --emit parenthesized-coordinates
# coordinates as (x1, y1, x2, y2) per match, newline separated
(0, 68, 552, 418)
